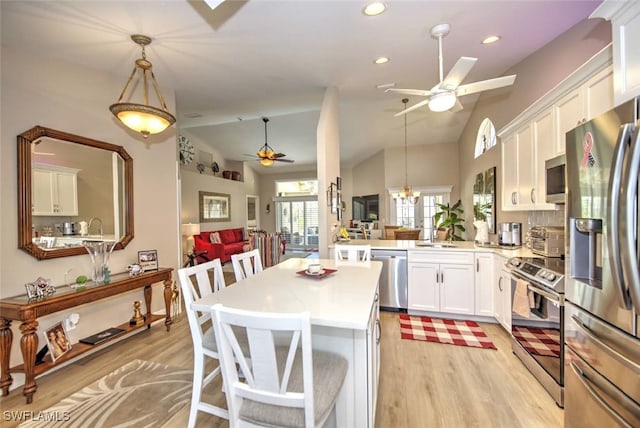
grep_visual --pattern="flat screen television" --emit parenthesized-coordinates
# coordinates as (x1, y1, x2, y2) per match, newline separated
(352, 194, 379, 221)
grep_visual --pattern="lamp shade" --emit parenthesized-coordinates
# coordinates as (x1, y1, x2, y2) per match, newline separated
(110, 103, 175, 136)
(182, 223, 200, 237)
(428, 92, 456, 112)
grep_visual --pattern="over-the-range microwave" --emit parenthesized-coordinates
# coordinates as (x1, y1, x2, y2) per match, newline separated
(545, 154, 566, 204)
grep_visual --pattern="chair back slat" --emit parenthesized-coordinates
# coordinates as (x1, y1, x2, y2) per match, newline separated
(334, 244, 371, 262)
(212, 305, 315, 426)
(231, 249, 264, 282)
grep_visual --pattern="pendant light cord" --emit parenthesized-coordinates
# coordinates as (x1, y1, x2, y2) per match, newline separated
(403, 99, 408, 187)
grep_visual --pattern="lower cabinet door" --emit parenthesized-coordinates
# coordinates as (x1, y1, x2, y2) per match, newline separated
(408, 263, 439, 312)
(440, 264, 475, 315)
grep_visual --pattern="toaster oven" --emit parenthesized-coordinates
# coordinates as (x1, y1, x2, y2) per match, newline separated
(529, 226, 565, 257)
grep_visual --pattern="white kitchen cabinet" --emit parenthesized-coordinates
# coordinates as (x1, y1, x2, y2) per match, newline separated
(501, 49, 613, 211)
(408, 251, 474, 316)
(474, 253, 494, 317)
(32, 165, 79, 216)
(493, 254, 512, 332)
(366, 296, 380, 426)
(501, 133, 519, 210)
(592, 1, 640, 105)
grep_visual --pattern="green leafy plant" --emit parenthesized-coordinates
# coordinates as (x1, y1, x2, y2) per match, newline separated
(473, 201, 492, 222)
(434, 199, 466, 241)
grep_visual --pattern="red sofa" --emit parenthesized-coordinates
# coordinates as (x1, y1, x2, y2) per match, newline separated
(193, 228, 247, 264)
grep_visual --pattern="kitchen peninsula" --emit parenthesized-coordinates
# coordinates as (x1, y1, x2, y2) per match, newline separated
(191, 258, 382, 428)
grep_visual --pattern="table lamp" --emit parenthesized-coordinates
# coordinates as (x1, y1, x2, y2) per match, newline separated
(181, 223, 200, 255)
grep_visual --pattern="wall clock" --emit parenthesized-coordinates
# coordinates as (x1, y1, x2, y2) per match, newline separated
(178, 135, 195, 165)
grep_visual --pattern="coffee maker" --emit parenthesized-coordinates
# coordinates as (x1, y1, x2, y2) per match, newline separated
(498, 222, 522, 246)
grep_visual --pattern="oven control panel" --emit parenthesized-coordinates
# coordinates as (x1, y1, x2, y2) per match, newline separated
(507, 257, 564, 292)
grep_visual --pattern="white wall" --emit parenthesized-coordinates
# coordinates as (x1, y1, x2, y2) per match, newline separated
(0, 47, 180, 386)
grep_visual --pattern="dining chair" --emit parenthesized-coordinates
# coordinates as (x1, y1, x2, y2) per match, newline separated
(334, 244, 372, 262)
(211, 304, 348, 428)
(177, 259, 249, 427)
(231, 249, 263, 282)
(383, 225, 402, 240)
(394, 229, 421, 240)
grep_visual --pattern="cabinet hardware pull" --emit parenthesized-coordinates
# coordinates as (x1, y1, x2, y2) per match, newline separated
(376, 319, 381, 345)
(498, 277, 503, 292)
(531, 188, 535, 203)
(476, 259, 479, 272)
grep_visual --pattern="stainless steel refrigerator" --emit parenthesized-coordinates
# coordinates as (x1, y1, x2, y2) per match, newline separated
(565, 97, 640, 427)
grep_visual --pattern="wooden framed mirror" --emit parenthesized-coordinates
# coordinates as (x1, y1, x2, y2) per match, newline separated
(18, 126, 134, 260)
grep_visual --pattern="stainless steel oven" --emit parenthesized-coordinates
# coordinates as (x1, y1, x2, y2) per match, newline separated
(507, 256, 565, 407)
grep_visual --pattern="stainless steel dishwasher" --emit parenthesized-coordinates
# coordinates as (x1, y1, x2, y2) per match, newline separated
(371, 249, 407, 310)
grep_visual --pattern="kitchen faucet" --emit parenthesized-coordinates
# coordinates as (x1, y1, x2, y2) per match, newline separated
(88, 217, 103, 237)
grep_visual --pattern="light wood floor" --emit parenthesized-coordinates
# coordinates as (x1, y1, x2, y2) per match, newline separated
(0, 311, 563, 428)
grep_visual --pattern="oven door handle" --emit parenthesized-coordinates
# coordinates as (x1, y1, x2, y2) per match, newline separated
(571, 314, 640, 373)
(508, 270, 563, 304)
(569, 362, 635, 428)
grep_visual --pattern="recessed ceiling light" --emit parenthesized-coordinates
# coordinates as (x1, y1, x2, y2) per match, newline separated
(374, 57, 389, 65)
(482, 35, 501, 45)
(363, 2, 386, 16)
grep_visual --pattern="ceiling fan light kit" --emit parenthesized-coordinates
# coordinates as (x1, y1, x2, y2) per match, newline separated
(253, 117, 294, 166)
(428, 91, 457, 112)
(109, 34, 176, 138)
(386, 23, 516, 116)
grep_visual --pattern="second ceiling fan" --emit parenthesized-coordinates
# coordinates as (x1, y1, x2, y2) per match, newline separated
(387, 23, 516, 116)
(251, 117, 294, 166)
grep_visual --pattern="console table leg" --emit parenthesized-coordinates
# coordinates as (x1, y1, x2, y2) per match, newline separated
(163, 279, 173, 332)
(0, 318, 13, 396)
(143, 285, 152, 330)
(19, 318, 38, 404)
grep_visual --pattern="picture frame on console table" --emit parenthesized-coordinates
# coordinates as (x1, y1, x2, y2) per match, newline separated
(138, 249, 158, 272)
(43, 321, 71, 363)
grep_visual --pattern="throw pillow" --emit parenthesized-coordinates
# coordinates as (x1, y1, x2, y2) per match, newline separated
(209, 232, 222, 244)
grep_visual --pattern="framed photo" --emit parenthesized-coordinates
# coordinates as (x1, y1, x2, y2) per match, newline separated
(199, 191, 231, 222)
(43, 321, 72, 363)
(138, 250, 158, 272)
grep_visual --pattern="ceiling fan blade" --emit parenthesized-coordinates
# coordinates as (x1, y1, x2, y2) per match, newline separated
(385, 88, 432, 97)
(456, 74, 516, 96)
(450, 99, 464, 113)
(274, 158, 295, 163)
(272, 153, 288, 158)
(441, 57, 477, 91)
(394, 99, 430, 117)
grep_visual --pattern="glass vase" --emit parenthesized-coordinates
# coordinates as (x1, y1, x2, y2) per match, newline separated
(84, 241, 116, 284)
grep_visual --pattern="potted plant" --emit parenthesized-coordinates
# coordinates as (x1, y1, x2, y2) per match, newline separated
(434, 199, 466, 241)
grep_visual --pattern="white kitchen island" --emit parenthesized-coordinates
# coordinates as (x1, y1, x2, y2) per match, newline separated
(191, 258, 383, 427)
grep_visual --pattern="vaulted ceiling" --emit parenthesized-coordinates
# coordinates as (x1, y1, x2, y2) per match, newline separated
(1, 0, 601, 172)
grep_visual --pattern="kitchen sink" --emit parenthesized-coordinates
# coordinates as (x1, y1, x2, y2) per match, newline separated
(415, 242, 457, 248)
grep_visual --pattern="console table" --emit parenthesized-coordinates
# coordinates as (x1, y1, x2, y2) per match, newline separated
(0, 267, 173, 404)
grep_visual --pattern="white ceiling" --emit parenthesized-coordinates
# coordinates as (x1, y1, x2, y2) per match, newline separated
(1, 0, 601, 173)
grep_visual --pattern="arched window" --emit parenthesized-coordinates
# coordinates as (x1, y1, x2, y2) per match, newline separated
(474, 118, 496, 159)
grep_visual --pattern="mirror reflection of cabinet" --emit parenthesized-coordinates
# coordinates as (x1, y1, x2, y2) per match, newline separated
(18, 126, 134, 260)
(472, 167, 496, 234)
(32, 164, 79, 216)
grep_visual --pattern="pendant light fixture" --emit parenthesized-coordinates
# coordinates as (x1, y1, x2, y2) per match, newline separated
(258, 118, 275, 166)
(109, 35, 176, 138)
(393, 98, 420, 204)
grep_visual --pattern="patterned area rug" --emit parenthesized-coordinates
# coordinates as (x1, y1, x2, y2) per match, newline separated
(512, 326, 561, 357)
(19, 360, 192, 427)
(399, 314, 497, 350)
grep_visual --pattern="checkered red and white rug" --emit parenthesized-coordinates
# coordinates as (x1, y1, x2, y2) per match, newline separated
(512, 326, 561, 357)
(399, 314, 497, 350)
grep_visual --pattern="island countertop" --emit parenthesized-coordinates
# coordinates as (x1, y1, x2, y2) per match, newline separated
(191, 258, 383, 330)
(331, 239, 536, 258)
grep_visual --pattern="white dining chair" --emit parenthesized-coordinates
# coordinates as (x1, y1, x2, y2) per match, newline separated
(231, 249, 263, 282)
(211, 304, 348, 428)
(177, 259, 249, 427)
(334, 244, 372, 262)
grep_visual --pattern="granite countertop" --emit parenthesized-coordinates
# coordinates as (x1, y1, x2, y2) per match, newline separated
(332, 239, 536, 258)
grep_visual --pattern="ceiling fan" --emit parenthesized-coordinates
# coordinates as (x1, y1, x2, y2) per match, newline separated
(249, 117, 294, 166)
(386, 23, 516, 116)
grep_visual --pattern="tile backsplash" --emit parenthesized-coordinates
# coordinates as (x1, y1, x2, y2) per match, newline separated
(528, 208, 565, 228)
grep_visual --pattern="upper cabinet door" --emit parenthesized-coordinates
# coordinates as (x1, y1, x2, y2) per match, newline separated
(515, 124, 535, 210)
(591, 1, 640, 104)
(584, 66, 615, 120)
(553, 88, 584, 155)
